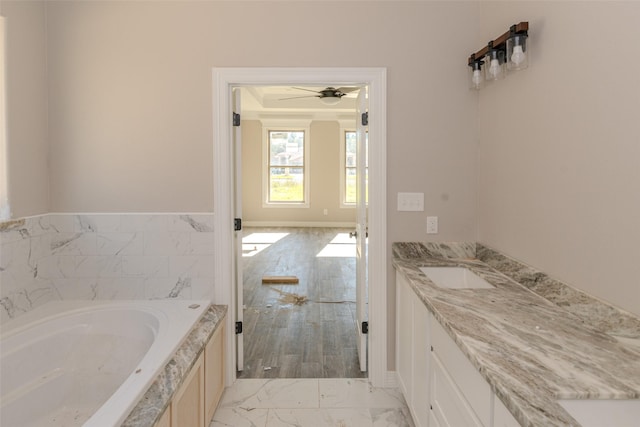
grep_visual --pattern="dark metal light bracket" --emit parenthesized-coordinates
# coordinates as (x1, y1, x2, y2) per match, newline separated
(468, 22, 529, 66)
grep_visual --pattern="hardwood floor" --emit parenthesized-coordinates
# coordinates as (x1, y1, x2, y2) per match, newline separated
(238, 227, 366, 379)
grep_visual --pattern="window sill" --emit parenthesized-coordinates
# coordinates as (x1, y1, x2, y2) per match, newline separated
(262, 202, 310, 209)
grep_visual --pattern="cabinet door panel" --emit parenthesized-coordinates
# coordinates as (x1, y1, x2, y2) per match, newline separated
(431, 352, 483, 427)
(172, 354, 205, 427)
(205, 324, 225, 423)
(431, 316, 491, 426)
(411, 290, 430, 427)
(154, 407, 170, 427)
(396, 273, 414, 398)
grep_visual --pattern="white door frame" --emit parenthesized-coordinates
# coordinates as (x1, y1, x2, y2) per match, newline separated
(212, 67, 389, 387)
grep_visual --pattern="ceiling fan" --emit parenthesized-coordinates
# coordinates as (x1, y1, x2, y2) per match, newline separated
(279, 86, 359, 105)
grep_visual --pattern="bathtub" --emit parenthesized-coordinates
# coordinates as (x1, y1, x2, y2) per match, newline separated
(0, 300, 210, 427)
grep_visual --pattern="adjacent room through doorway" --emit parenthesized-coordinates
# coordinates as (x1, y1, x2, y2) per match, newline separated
(235, 84, 367, 379)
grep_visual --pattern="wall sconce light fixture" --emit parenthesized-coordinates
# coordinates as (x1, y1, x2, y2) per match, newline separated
(468, 22, 528, 90)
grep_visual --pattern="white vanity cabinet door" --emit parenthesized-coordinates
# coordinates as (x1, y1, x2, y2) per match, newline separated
(396, 272, 430, 427)
(431, 315, 492, 426)
(431, 352, 484, 427)
(429, 406, 442, 427)
(411, 284, 430, 427)
(397, 272, 414, 400)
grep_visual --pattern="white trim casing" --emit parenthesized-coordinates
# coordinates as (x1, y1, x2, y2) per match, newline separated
(212, 67, 387, 387)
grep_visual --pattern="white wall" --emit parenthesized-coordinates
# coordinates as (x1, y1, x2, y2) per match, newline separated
(478, 1, 640, 316)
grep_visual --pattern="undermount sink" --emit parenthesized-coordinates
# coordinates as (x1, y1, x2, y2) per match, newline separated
(420, 267, 495, 289)
(558, 399, 640, 427)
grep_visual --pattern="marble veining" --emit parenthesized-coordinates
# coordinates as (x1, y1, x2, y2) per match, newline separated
(0, 213, 215, 322)
(213, 378, 414, 427)
(476, 244, 640, 340)
(122, 304, 227, 426)
(393, 242, 640, 427)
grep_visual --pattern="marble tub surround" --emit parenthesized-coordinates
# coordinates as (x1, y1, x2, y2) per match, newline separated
(0, 213, 215, 322)
(0, 215, 61, 321)
(123, 304, 227, 426)
(392, 242, 640, 427)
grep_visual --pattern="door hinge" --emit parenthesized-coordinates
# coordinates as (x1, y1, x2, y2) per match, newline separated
(234, 218, 242, 231)
(233, 112, 241, 126)
(361, 112, 369, 126)
(235, 321, 243, 334)
(362, 321, 369, 334)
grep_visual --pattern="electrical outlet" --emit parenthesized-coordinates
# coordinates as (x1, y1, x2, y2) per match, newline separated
(426, 216, 438, 234)
(397, 192, 424, 211)
(323, 209, 328, 216)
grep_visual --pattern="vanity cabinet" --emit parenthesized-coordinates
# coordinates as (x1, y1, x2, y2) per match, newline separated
(396, 272, 431, 427)
(154, 321, 226, 427)
(396, 272, 521, 427)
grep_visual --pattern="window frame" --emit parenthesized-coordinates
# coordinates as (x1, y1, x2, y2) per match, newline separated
(261, 119, 311, 208)
(339, 121, 368, 208)
(339, 122, 356, 208)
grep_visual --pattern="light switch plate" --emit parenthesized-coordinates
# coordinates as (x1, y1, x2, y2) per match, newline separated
(426, 216, 438, 234)
(397, 192, 424, 211)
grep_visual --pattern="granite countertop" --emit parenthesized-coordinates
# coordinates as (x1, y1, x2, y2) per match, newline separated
(392, 242, 640, 427)
(122, 304, 228, 426)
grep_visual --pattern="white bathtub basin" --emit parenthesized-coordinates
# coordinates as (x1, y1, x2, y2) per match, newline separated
(420, 267, 495, 289)
(0, 300, 209, 427)
(558, 399, 640, 427)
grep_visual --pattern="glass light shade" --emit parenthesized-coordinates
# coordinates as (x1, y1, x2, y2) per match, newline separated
(320, 96, 341, 106)
(507, 33, 528, 71)
(484, 50, 505, 81)
(469, 61, 484, 90)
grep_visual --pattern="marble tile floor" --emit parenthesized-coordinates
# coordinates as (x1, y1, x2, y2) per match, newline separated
(211, 378, 415, 427)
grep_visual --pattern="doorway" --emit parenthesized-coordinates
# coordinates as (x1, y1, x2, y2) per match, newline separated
(212, 67, 388, 387)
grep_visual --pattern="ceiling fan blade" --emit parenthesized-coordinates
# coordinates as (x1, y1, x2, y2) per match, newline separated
(336, 87, 360, 94)
(291, 87, 321, 94)
(278, 95, 320, 101)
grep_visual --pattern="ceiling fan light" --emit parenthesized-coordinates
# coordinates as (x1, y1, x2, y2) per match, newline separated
(320, 96, 341, 106)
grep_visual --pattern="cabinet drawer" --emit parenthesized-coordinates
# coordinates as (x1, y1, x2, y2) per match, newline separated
(431, 352, 483, 427)
(431, 316, 491, 426)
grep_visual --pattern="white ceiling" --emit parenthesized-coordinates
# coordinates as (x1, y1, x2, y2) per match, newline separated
(239, 85, 360, 120)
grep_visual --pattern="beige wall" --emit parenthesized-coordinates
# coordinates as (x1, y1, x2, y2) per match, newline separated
(1, 1, 49, 217)
(478, 2, 640, 316)
(242, 119, 356, 225)
(43, 1, 480, 369)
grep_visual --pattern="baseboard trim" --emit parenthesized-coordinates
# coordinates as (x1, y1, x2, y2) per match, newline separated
(383, 371, 399, 388)
(244, 221, 356, 228)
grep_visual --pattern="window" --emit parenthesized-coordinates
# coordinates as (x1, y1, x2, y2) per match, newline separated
(261, 120, 310, 207)
(0, 17, 8, 221)
(342, 130, 368, 206)
(268, 130, 305, 202)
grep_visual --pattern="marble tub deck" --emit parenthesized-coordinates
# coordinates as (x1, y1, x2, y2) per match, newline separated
(211, 378, 414, 427)
(123, 304, 228, 426)
(393, 242, 640, 427)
